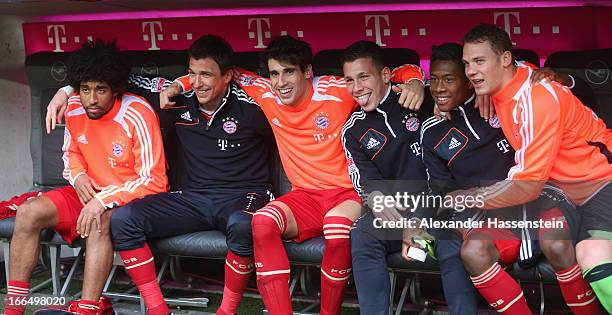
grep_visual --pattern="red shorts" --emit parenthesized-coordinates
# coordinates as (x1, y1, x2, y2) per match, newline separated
(43, 186, 84, 244)
(468, 207, 568, 266)
(276, 187, 361, 243)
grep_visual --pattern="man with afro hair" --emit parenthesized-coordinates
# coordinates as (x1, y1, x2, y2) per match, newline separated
(4, 39, 168, 315)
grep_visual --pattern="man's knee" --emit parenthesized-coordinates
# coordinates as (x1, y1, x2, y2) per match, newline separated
(109, 205, 144, 249)
(436, 239, 463, 263)
(576, 239, 612, 270)
(14, 199, 56, 231)
(461, 239, 496, 266)
(226, 211, 254, 256)
(540, 239, 574, 259)
(251, 205, 286, 240)
(86, 211, 113, 243)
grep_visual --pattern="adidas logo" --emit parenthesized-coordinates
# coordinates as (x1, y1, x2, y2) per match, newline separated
(366, 137, 380, 150)
(448, 137, 461, 150)
(181, 111, 192, 121)
(77, 134, 88, 144)
(272, 117, 282, 127)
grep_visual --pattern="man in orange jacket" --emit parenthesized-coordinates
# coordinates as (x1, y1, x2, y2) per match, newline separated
(456, 23, 611, 313)
(4, 40, 168, 315)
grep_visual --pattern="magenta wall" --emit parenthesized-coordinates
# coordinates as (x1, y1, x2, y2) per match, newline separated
(23, 7, 611, 61)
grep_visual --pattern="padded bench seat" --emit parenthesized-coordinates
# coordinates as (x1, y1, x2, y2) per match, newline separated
(154, 231, 558, 281)
(153, 230, 326, 264)
(0, 217, 55, 241)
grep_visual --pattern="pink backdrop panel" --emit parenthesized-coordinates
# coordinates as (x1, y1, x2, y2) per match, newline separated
(23, 7, 610, 60)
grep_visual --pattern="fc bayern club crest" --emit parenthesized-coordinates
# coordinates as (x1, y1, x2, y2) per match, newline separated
(405, 117, 420, 131)
(111, 142, 124, 157)
(313, 112, 330, 130)
(489, 115, 501, 128)
(222, 117, 239, 134)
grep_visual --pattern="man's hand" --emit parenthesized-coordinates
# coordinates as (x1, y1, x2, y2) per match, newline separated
(474, 94, 495, 120)
(433, 104, 450, 121)
(76, 198, 106, 237)
(392, 80, 425, 110)
(530, 67, 572, 86)
(74, 175, 102, 206)
(444, 187, 483, 212)
(46, 89, 70, 134)
(368, 191, 405, 222)
(160, 82, 182, 109)
(401, 221, 425, 261)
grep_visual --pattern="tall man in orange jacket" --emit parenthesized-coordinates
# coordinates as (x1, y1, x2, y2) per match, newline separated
(455, 24, 611, 313)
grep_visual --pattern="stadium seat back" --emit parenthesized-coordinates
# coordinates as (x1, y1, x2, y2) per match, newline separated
(513, 48, 540, 67)
(25, 50, 189, 188)
(545, 49, 612, 127)
(313, 48, 420, 77)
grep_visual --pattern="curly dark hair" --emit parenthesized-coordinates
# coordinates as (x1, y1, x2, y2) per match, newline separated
(263, 35, 312, 72)
(67, 39, 130, 94)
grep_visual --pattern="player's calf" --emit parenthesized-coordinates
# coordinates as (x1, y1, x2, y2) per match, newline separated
(218, 211, 256, 315)
(77, 211, 115, 315)
(539, 207, 603, 314)
(6, 198, 58, 315)
(320, 215, 353, 315)
(577, 239, 612, 313)
(252, 204, 293, 315)
(462, 235, 530, 314)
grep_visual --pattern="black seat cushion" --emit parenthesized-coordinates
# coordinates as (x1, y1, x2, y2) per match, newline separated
(0, 217, 55, 241)
(154, 231, 327, 264)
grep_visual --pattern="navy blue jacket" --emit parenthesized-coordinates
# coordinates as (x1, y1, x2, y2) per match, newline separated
(420, 94, 515, 193)
(341, 85, 434, 217)
(128, 75, 275, 192)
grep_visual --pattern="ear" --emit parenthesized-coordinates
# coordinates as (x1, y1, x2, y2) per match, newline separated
(304, 64, 313, 79)
(223, 69, 233, 83)
(381, 67, 392, 84)
(501, 51, 513, 68)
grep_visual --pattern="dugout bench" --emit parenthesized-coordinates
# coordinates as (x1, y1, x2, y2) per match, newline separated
(2, 47, 609, 314)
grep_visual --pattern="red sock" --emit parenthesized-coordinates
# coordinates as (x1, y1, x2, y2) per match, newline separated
(76, 299, 100, 315)
(252, 205, 293, 315)
(556, 264, 602, 314)
(119, 244, 169, 315)
(217, 250, 254, 315)
(320, 216, 352, 315)
(471, 262, 531, 314)
(5, 280, 29, 315)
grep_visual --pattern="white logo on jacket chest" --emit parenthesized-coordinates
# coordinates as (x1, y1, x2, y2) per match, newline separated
(448, 137, 462, 150)
(218, 139, 241, 151)
(222, 117, 239, 134)
(77, 134, 88, 144)
(180, 111, 192, 121)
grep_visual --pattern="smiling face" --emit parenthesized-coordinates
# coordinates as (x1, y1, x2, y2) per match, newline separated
(188, 56, 232, 111)
(267, 58, 312, 107)
(429, 60, 473, 112)
(462, 40, 512, 96)
(79, 80, 116, 119)
(343, 57, 390, 112)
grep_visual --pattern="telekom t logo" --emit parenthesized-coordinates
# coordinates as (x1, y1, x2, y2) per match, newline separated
(494, 12, 520, 45)
(365, 15, 390, 47)
(47, 25, 66, 52)
(142, 21, 163, 50)
(248, 18, 271, 49)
